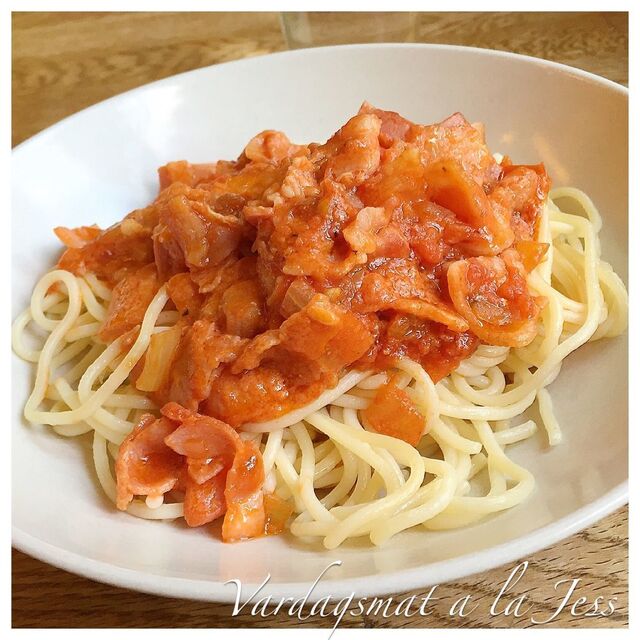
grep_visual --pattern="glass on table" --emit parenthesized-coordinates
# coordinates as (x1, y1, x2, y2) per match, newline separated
(280, 12, 417, 49)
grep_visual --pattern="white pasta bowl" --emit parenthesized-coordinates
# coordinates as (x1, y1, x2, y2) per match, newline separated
(12, 44, 628, 602)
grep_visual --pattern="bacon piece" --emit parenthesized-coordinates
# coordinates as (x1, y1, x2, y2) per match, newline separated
(58, 206, 157, 283)
(220, 279, 265, 338)
(158, 161, 219, 190)
(278, 295, 374, 372)
(371, 223, 410, 259)
(54, 225, 101, 249)
(358, 102, 413, 147)
(196, 259, 262, 326)
(166, 272, 203, 317)
(267, 156, 318, 206)
(244, 130, 302, 164)
(155, 185, 244, 272)
(115, 415, 182, 510)
(447, 250, 543, 347)
(403, 200, 478, 265)
(164, 409, 241, 465)
(98, 264, 159, 342)
(187, 457, 226, 484)
(207, 161, 288, 203)
(163, 406, 237, 528)
(161, 404, 266, 539)
(388, 298, 469, 333)
(152, 222, 185, 281)
(343, 207, 390, 254)
(267, 179, 365, 280)
(319, 113, 382, 187)
(160, 401, 192, 423)
(490, 164, 551, 241)
(204, 366, 323, 427)
(206, 305, 373, 426)
(358, 261, 468, 332)
(191, 255, 258, 296)
(408, 111, 503, 189)
(363, 377, 425, 446)
(163, 321, 247, 410)
(231, 330, 281, 374)
(183, 470, 227, 527)
(243, 203, 274, 225)
(221, 441, 265, 542)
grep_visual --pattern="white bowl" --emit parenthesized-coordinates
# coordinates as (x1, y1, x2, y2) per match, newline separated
(12, 44, 628, 602)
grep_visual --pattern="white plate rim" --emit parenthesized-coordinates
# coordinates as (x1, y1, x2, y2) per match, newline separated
(13, 484, 627, 602)
(11, 42, 628, 603)
(12, 42, 628, 160)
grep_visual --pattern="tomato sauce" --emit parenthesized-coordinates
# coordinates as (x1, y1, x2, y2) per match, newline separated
(57, 104, 550, 426)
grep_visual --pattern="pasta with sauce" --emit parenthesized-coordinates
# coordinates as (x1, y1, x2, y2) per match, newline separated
(12, 104, 628, 548)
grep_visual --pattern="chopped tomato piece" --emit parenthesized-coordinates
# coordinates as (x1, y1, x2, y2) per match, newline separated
(363, 378, 425, 446)
(263, 493, 294, 536)
(423, 159, 514, 255)
(515, 240, 549, 272)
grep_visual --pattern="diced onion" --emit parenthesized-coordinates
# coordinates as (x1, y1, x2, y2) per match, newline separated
(136, 324, 181, 392)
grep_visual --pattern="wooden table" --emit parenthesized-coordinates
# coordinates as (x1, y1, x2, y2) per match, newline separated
(12, 11, 628, 628)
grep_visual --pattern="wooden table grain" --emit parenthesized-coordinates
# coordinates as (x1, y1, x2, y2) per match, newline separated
(12, 11, 628, 629)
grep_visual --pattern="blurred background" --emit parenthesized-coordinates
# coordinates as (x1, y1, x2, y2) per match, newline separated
(12, 12, 627, 147)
